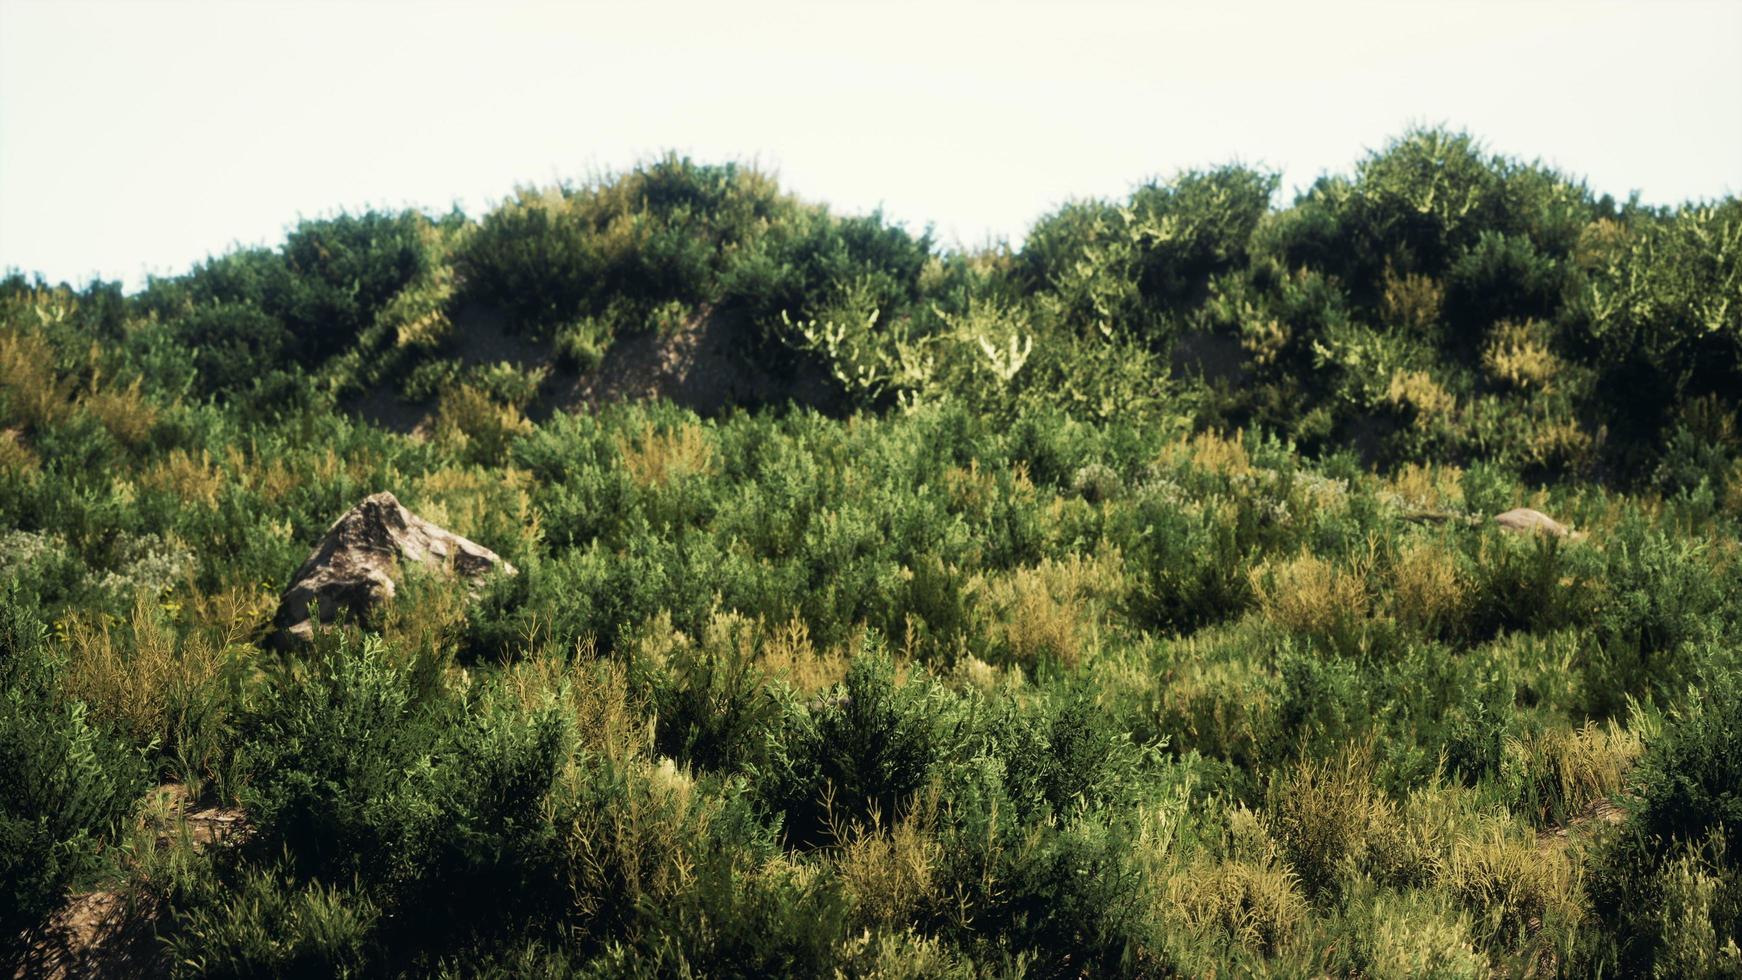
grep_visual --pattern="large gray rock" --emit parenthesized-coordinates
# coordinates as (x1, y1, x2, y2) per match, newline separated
(1492, 507, 1574, 537)
(267, 492, 515, 649)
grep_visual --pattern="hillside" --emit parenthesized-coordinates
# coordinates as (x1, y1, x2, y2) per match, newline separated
(3, 129, 1741, 976)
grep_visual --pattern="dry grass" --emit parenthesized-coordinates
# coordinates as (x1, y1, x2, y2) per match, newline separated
(834, 927, 973, 979)
(1482, 320, 1561, 392)
(1385, 370, 1457, 425)
(1381, 264, 1444, 334)
(504, 648, 647, 764)
(1355, 892, 1488, 980)
(411, 464, 542, 559)
(435, 385, 533, 462)
(1651, 835, 1741, 978)
(1389, 462, 1464, 511)
(980, 549, 1122, 670)
(617, 420, 715, 489)
(1505, 720, 1641, 828)
(0, 326, 73, 430)
(1574, 217, 1631, 269)
(1523, 418, 1594, 472)
(1387, 536, 1471, 634)
(138, 449, 227, 509)
(1251, 548, 1372, 648)
(1163, 857, 1308, 957)
(831, 786, 943, 928)
(1441, 819, 1583, 955)
(1148, 653, 1273, 766)
(756, 615, 849, 694)
(557, 751, 728, 926)
(947, 654, 1024, 696)
(58, 595, 229, 751)
(1239, 316, 1290, 367)
(1158, 429, 1252, 478)
(1267, 745, 1396, 901)
(80, 376, 157, 449)
(0, 426, 38, 474)
(940, 460, 996, 512)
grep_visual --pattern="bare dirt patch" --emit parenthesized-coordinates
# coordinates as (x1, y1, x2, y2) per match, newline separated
(547, 306, 834, 417)
(343, 303, 835, 434)
(12, 785, 249, 979)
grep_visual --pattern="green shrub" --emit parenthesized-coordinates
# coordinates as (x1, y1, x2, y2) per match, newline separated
(239, 635, 572, 962)
(165, 865, 379, 979)
(0, 591, 148, 940)
(646, 613, 784, 773)
(1635, 666, 1742, 856)
(760, 649, 947, 848)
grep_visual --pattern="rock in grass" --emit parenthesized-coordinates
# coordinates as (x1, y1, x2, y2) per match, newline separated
(266, 491, 515, 650)
(1492, 507, 1574, 537)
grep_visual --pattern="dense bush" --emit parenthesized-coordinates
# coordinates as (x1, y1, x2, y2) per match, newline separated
(2, 130, 1739, 975)
(0, 591, 147, 943)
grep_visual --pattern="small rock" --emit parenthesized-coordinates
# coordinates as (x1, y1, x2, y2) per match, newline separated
(1493, 507, 1574, 538)
(267, 491, 515, 649)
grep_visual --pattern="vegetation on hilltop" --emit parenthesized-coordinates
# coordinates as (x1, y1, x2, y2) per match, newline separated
(2, 129, 1740, 976)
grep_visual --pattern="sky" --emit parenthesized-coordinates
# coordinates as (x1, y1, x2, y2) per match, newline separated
(1, 0, 1739, 291)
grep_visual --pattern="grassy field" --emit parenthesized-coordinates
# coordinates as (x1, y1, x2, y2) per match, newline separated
(3, 129, 1740, 976)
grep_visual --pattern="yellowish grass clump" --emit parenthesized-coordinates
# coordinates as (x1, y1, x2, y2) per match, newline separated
(832, 786, 943, 928)
(1652, 837, 1742, 978)
(1387, 537, 1471, 634)
(1482, 320, 1562, 392)
(80, 375, 158, 448)
(981, 549, 1122, 670)
(1356, 892, 1488, 979)
(1240, 316, 1290, 367)
(557, 755, 721, 925)
(0, 327, 72, 430)
(139, 449, 227, 509)
(1162, 429, 1252, 478)
(756, 615, 849, 694)
(1388, 462, 1464, 511)
(1251, 549, 1372, 645)
(58, 595, 231, 751)
(941, 459, 1004, 513)
(0, 427, 37, 475)
(833, 928, 971, 979)
(617, 420, 715, 489)
(1574, 217, 1631, 269)
(503, 650, 646, 764)
(1163, 856, 1308, 957)
(1385, 370, 1457, 425)
(412, 464, 542, 559)
(436, 385, 533, 462)
(1381, 264, 1444, 334)
(1441, 820, 1583, 954)
(1523, 418, 1594, 472)
(1268, 746, 1402, 899)
(1147, 651, 1273, 765)
(1505, 720, 1642, 827)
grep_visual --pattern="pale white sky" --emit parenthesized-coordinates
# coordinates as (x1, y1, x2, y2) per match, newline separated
(2, 0, 1739, 290)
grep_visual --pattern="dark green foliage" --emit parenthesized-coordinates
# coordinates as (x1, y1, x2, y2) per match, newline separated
(762, 651, 945, 848)
(1635, 666, 1742, 855)
(0, 591, 147, 941)
(3, 131, 1741, 975)
(1124, 493, 1254, 634)
(164, 865, 379, 979)
(1587, 665, 1742, 974)
(237, 636, 571, 966)
(1442, 231, 1566, 347)
(627, 854, 851, 979)
(992, 691, 1156, 822)
(647, 619, 782, 773)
